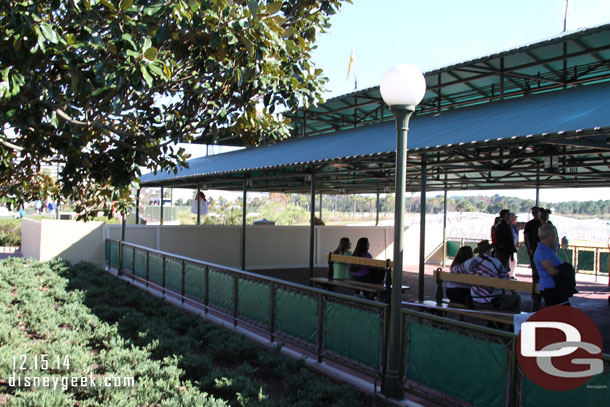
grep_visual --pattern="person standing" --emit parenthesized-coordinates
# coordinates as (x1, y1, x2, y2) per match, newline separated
(540, 208, 560, 251)
(534, 224, 570, 307)
(509, 212, 519, 278)
(524, 206, 542, 310)
(494, 209, 516, 271)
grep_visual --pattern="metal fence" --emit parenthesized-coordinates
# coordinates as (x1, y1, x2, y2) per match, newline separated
(400, 309, 610, 407)
(106, 239, 388, 381)
(107, 239, 610, 406)
(447, 238, 609, 278)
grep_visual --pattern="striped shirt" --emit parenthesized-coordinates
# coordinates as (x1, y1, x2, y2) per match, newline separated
(454, 254, 509, 304)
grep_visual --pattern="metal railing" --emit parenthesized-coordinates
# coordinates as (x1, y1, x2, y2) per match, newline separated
(446, 238, 609, 278)
(106, 239, 388, 382)
(107, 239, 610, 405)
(399, 308, 610, 407)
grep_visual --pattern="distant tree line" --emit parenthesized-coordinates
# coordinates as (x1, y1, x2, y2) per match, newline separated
(247, 194, 610, 217)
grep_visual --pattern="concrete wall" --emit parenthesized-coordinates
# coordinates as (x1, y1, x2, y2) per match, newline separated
(22, 219, 105, 266)
(25, 221, 442, 271)
(106, 224, 401, 269)
(21, 218, 42, 260)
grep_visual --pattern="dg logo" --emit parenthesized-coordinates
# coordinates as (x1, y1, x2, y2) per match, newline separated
(517, 305, 604, 391)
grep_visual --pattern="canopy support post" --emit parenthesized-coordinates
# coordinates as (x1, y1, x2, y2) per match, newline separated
(418, 154, 427, 302)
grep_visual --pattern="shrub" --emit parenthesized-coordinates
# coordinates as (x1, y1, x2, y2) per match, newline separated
(0, 219, 21, 246)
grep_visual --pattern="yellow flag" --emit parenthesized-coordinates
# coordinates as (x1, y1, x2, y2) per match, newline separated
(346, 49, 357, 90)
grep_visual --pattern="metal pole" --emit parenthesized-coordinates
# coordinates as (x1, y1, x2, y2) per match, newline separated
(119, 216, 126, 276)
(241, 179, 247, 270)
(385, 105, 414, 399)
(442, 186, 448, 268)
(160, 187, 164, 225)
(135, 188, 140, 225)
(376, 191, 380, 226)
(196, 183, 201, 225)
(309, 173, 316, 284)
(319, 193, 323, 222)
(418, 154, 427, 303)
(534, 168, 540, 206)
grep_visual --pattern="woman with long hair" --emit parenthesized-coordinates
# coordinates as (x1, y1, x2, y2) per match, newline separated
(446, 245, 474, 304)
(350, 237, 384, 284)
(332, 237, 352, 279)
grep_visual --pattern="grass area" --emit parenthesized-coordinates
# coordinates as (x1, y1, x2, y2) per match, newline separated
(0, 219, 20, 247)
(0, 258, 385, 407)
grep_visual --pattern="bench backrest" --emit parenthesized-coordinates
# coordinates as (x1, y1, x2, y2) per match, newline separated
(327, 253, 392, 269)
(435, 269, 540, 294)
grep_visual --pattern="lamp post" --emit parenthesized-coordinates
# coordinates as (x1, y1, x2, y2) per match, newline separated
(380, 64, 426, 398)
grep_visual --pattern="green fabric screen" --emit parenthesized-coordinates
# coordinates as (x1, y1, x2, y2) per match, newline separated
(184, 263, 205, 301)
(522, 372, 610, 407)
(208, 268, 233, 312)
(407, 322, 508, 407)
(109, 241, 119, 268)
(324, 302, 381, 368)
(122, 246, 134, 272)
(134, 249, 147, 279)
(558, 248, 573, 265)
(517, 246, 530, 265)
(238, 279, 271, 326)
(165, 258, 182, 293)
(446, 241, 461, 257)
(600, 252, 609, 274)
(578, 250, 595, 271)
(275, 289, 317, 344)
(148, 253, 163, 286)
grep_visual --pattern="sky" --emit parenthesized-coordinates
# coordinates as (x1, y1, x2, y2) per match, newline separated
(304, 0, 610, 203)
(178, 0, 610, 204)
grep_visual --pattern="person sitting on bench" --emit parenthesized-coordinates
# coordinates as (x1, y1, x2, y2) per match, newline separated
(453, 240, 521, 312)
(446, 245, 474, 304)
(331, 237, 352, 279)
(350, 237, 384, 284)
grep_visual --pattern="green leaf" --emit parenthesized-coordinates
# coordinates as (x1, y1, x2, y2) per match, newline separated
(65, 33, 76, 46)
(266, 1, 282, 15)
(122, 33, 137, 50)
(143, 47, 158, 61)
(187, 0, 201, 11)
(100, 0, 117, 12)
(140, 65, 153, 87)
(147, 63, 163, 77)
(119, 0, 133, 11)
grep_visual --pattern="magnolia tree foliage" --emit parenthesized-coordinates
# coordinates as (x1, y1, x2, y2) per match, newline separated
(0, 0, 346, 218)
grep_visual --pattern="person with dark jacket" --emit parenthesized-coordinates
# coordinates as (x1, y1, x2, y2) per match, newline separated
(494, 209, 516, 271)
(524, 206, 542, 309)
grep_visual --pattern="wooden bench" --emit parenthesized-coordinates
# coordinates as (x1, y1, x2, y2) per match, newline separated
(406, 268, 540, 328)
(310, 253, 408, 303)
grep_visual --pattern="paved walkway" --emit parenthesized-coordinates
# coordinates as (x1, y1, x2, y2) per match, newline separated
(0, 249, 22, 260)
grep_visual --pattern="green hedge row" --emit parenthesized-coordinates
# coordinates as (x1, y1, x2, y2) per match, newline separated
(0, 219, 20, 247)
(0, 258, 383, 407)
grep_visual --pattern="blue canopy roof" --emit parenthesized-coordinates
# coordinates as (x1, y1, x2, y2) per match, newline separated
(141, 81, 610, 192)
